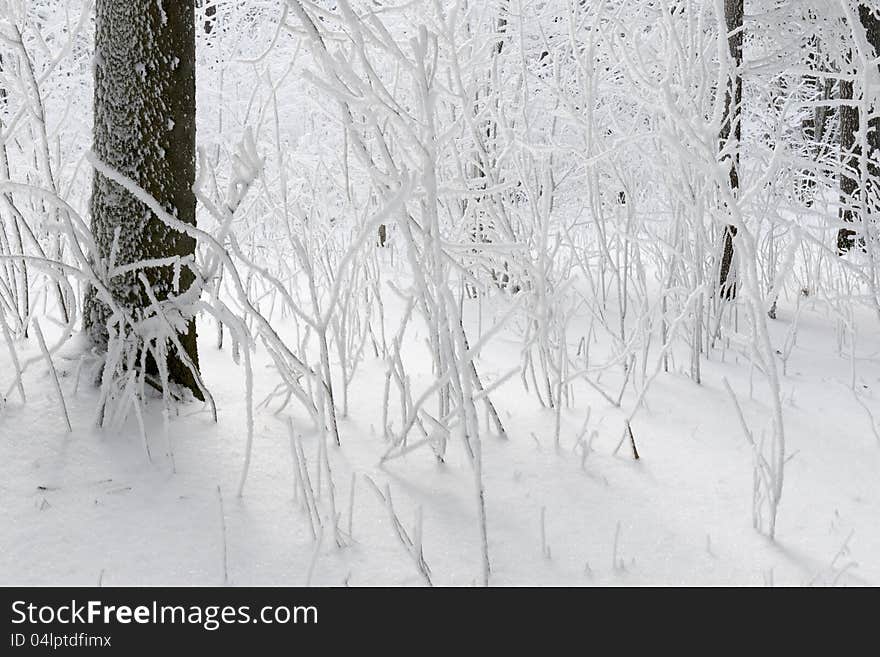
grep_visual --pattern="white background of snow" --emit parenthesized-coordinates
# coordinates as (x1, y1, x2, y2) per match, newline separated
(2, 0, 880, 588)
(1, 282, 878, 587)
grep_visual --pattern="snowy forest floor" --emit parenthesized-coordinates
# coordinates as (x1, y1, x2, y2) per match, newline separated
(1, 278, 879, 587)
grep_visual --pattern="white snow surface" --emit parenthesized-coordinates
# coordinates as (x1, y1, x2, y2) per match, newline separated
(3, 0, 880, 589)
(1, 288, 878, 587)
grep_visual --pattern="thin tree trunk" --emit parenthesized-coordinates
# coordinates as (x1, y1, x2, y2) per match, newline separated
(718, 0, 743, 300)
(839, 5, 880, 254)
(800, 24, 836, 206)
(466, 1, 509, 286)
(839, 74, 859, 253)
(205, 1, 217, 35)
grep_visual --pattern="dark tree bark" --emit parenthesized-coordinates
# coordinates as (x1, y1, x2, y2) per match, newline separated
(838, 5, 880, 254)
(718, 0, 743, 300)
(839, 74, 859, 253)
(0, 52, 5, 113)
(198, 0, 218, 35)
(85, 1, 202, 399)
(205, 2, 217, 34)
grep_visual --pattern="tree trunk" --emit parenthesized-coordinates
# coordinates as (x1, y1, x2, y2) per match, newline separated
(85, 1, 202, 399)
(465, 1, 509, 286)
(800, 24, 836, 206)
(839, 74, 859, 253)
(718, 0, 743, 300)
(198, 0, 218, 35)
(839, 4, 880, 254)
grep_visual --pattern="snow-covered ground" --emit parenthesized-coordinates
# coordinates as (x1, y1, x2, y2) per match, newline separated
(3, 0, 880, 590)
(2, 286, 877, 587)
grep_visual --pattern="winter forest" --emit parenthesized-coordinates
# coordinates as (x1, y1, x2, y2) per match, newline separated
(1, 0, 879, 587)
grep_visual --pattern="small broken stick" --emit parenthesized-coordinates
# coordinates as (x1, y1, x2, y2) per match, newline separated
(612, 420, 641, 460)
(626, 421, 640, 460)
